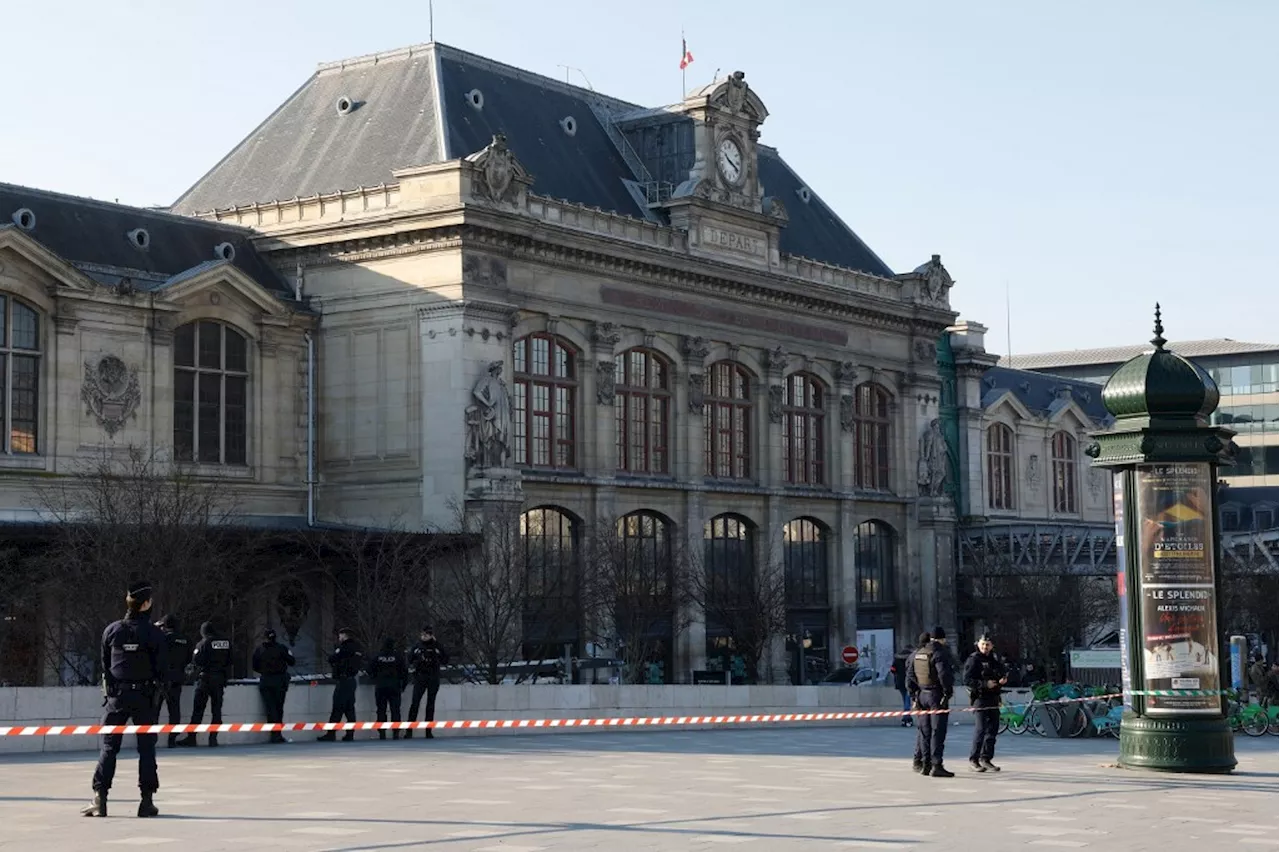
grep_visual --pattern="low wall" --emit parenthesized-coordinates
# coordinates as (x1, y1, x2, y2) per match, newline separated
(0, 684, 973, 755)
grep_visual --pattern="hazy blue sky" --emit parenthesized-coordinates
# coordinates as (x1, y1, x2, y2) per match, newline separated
(3, 1, 1276, 351)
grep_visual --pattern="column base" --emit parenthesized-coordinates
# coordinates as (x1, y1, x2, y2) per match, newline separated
(1118, 714, 1236, 774)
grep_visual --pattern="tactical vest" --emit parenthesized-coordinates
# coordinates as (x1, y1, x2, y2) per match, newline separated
(913, 647, 935, 688)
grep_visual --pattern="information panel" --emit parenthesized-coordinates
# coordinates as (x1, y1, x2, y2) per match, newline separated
(1136, 463, 1221, 715)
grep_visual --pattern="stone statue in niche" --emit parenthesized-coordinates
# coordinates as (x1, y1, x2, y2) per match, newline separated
(1027, 454, 1041, 489)
(688, 372, 707, 413)
(82, 354, 141, 438)
(596, 360, 617, 405)
(464, 361, 512, 470)
(839, 395, 855, 433)
(767, 385, 784, 424)
(916, 418, 950, 498)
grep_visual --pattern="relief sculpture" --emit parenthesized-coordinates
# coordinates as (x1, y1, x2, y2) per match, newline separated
(464, 361, 512, 470)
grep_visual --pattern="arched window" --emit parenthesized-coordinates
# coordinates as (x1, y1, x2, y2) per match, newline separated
(614, 349, 670, 475)
(854, 520, 895, 609)
(783, 374, 825, 485)
(513, 335, 577, 470)
(614, 511, 676, 682)
(703, 514, 756, 677)
(0, 296, 40, 454)
(617, 511, 673, 598)
(853, 383, 891, 490)
(174, 320, 247, 465)
(987, 424, 1015, 511)
(705, 361, 751, 480)
(784, 518, 829, 685)
(521, 506, 580, 658)
(1052, 431, 1077, 513)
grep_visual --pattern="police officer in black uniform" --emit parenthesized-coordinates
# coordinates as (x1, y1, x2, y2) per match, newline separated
(406, 625, 449, 740)
(906, 626, 956, 778)
(318, 627, 363, 742)
(176, 621, 232, 748)
(963, 634, 1007, 772)
(252, 628, 295, 744)
(154, 615, 192, 749)
(82, 578, 165, 819)
(368, 637, 408, 740)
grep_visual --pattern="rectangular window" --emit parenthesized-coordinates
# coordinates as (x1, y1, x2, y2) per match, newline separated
(513, 382, 528, 465)
(10, 355, 37, 454)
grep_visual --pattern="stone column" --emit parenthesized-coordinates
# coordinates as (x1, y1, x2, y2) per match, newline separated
(256, 328, 281, 483)
(762, 345, 787, 488)
(589, 321, 620, 480)
(680, 490, 707, 676)
(681, 335, 710, 484)
(149, 312, 173, 458)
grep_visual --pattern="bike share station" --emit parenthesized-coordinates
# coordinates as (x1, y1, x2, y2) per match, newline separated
(1087, 307, 1237, 773)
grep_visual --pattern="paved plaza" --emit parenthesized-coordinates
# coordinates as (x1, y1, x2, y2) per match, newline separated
(0, 725, 1275, 851)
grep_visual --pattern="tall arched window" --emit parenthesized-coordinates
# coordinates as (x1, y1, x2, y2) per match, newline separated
(1052, 431, 1078, 514)
(853, 383, 891, 490)
(783, 374, 825, 486)
(987, 424, 1015, 511)
(174, 320, 247, 465)
(705, 361, 751, 480)
(784, 518, 829, 685)
(521, 506, 580, 658)
(854, 520, 895, 616)
(617, 511, 673, 598)
(703, 514, 756, 676)
(615, 511, 676, 682)
(513, 334, 577, 470)
(614, 349, 670, 475)
(0, 296, 39, 455)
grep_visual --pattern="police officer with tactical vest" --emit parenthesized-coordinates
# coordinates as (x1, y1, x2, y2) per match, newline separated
(368, 637, 409, 740)
(176, 621, 232, 748)
(962, 634, 1007, 772)
(82, 578, 166, 819)
(154, 615, 192, 749)
(906, 626, 956, 778)
(318, 627, 364, 742)
(252, 628, 295, 744)
(406, 625, 448, 739)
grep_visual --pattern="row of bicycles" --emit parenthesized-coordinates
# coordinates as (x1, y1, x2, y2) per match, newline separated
(997, 682, 1280, 738)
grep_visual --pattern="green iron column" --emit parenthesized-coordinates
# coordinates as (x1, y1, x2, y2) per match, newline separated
(1087, 306, 1236, 773)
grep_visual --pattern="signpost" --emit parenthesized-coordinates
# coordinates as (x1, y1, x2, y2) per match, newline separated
(841, 646, 859, 666)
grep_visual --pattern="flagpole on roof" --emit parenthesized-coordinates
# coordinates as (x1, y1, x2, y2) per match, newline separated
(681, 29, 686, 100)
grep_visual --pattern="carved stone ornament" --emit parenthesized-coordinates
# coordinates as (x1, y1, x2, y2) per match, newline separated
(763, 196, 788, 222)
(916, 418, 950, 498)
(688, 372, 707, 413)
(767, 384, 784, 424)
(462, 254, 508, 287)
(839, 394, 855, 433)
(764, 346, 788, 374)
(1027, 454, 1041, 488)
(835, 360, 857, 384)
(917, 254, 953, 304)
(591, 321, 621, 349)
(683, 335, 711, 361)
(466, 133, 529, 205)
(81, 355, 141, 438)
(914, 339, 937, 362)
(596, 360, 617, 406)
(1088, 468, 1103, 499)
(464, 360, 513, 471)
(723, 71, 748, 114)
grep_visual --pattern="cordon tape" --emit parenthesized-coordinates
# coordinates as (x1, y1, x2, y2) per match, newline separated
(0, 692, 1148, 738)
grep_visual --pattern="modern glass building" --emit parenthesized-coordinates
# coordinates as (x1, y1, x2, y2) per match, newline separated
(1004, 339, 1279, 489)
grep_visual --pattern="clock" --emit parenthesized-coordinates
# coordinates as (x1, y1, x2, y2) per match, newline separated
(716, 137, 744, 185)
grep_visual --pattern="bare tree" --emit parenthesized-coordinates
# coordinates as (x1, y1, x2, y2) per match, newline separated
(33, 445, 257, 685)
(684, 544, 788, 685)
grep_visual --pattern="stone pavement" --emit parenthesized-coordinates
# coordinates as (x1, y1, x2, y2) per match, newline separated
(0, 725, 1275, 851)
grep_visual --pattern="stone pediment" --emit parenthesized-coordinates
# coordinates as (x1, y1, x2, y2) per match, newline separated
(156, 260, 289, 319)
(0, 224, 98, 292)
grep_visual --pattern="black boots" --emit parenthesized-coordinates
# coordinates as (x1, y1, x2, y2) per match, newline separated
(378, 731, 386, 741)
(317, 732, 336, 742)
(404, 730, 413, 739)
(81, 792, 107, 817)
(981, 759, 1001, 772)
(137, 793, 159, 818)
(929, 764, 955, 778)
(176, 735, 196, 748)
(208, 733, 218, 748)
(341, 732, 354, 742)
(167, 734, 179, 749)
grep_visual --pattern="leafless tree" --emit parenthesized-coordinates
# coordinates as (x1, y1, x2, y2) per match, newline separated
(684, 542, 788, 685)
(33, 445, 258, 685)
(581, 513, 692, 684)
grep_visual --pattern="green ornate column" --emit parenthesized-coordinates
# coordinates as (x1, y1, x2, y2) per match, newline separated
(1087, 306, 1236, 773)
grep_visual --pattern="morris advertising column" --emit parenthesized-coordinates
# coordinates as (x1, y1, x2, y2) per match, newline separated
(1088, 307, 1235, 773)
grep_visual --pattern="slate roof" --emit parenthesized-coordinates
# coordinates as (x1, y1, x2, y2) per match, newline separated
(980, 365, 1110, 424)
(171, 43, 895, 277)
(1003, 339, 1278, 371)
(0, 183, 289, 296)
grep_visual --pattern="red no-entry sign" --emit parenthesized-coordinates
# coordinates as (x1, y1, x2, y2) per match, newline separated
(841, 646, 859, 665)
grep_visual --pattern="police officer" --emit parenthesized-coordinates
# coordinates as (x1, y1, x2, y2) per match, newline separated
(406, 625, 449, 740)
(177, 621, 232, 748)
(962, 634, 1007, 772)
(252, 628, 295, 744)
(891, 646, 913, 727)
(318, 627, 363, 742)
(906, 626, 955, 778)
(154, 615, 192, 749)
(367, 637, 408, 740)
(82, 578, 165, 819)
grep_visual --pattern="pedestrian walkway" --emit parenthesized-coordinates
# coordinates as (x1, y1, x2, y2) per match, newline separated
(0, 726, 1274, 850)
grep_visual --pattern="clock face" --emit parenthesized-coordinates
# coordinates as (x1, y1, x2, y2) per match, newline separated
(717, 137, 744, 184)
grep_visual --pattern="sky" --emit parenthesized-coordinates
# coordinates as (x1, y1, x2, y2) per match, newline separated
(2, 1, 1276, 352)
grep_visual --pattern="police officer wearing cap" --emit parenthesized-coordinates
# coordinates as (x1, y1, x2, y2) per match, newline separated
(906, 626, 956, 778)
(318, 627, 363, 742)
(177, 621, 233, 747)
(252, 628, 295, 744)
(154, 615, 192, 749)
(963, 634, 1007, 772)
(406, 625, 449, 740)
(367, 637, 408, 740)
(82, 578, 165, 819)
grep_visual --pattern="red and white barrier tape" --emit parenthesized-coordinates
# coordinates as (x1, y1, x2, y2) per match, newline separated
(0, 693, 1121, 737)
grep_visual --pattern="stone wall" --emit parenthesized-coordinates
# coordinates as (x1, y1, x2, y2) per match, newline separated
(0, 684, 971, 755)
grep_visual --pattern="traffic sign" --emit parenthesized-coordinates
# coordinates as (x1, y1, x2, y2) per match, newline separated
(841, 646, 859, 665)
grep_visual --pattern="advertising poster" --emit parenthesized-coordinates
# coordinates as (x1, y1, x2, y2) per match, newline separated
(1136, 463, 1221, 715)
(1114, 474, 1132, 708)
